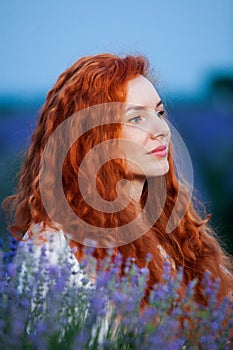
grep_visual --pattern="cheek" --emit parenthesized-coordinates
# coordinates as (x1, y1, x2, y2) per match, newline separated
(122, 126, 148, 144)
(167, 128, 171, 144)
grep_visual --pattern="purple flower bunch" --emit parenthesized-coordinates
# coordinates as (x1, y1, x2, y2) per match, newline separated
(0, 239, 232, 350)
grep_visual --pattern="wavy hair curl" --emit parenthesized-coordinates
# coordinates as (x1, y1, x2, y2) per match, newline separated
(3, 53, 232, 305)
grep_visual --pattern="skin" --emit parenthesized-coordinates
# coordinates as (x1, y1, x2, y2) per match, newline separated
(121, 75, 171, 201)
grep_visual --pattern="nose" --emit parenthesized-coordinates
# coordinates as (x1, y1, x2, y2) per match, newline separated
(150, 130, 169, 140)
(146, 112, 170, 141)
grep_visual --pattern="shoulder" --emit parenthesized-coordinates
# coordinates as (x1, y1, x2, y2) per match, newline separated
(17, 222, 77, 267)
(16, 222, 95, 290)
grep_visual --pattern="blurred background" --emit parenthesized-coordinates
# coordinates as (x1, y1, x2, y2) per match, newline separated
(1, 0, 233, 254)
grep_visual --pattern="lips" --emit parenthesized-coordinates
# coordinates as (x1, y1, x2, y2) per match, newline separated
(148, 145, 167, 157)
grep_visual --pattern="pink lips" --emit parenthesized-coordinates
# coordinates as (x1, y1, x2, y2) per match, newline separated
(148, 145, 167, 158)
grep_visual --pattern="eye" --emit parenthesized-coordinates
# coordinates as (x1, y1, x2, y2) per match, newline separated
(128, 115, 143, 124)
(156, 110, 165, 119)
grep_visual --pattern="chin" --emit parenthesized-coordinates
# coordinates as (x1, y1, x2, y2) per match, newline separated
(162, 162, 170, 175)
(149, 161, 170, 177)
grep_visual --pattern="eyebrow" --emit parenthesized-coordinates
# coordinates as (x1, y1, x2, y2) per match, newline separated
(126, 100, 163, 113)
(156, 100, 163, 108)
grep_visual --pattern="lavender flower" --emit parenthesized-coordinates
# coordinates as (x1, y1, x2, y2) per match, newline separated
(0, 239, 232, 349)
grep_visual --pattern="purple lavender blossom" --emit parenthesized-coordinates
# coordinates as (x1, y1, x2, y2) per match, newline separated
(0, 241, 232, 349)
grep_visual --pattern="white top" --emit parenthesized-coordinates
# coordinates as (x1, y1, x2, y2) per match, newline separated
(16, 222, 92, 291)
(16, 223, 112, 343)
(17, 222, 175, 275)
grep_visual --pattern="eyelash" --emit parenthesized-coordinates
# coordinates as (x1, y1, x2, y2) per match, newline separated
(156, 110, 165, 118)
(128, 116, 143, 124)
(128, 110, 166, 124)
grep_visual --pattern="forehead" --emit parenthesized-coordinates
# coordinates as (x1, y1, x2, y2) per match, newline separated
(126, 75, 160, 108)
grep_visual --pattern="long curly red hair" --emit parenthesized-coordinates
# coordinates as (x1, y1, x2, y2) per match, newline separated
(3, 53, 232, 305)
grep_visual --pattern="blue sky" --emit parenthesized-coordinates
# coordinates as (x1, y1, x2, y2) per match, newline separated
(1, 0, 232, 96)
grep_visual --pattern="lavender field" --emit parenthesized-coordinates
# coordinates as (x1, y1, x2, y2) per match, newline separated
(0, 237, 232, 349)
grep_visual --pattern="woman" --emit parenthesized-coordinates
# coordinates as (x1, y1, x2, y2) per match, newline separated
(3, 53, 233, 306)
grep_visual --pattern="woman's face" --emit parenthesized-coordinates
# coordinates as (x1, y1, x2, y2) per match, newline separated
(121, 75, 171, 177)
